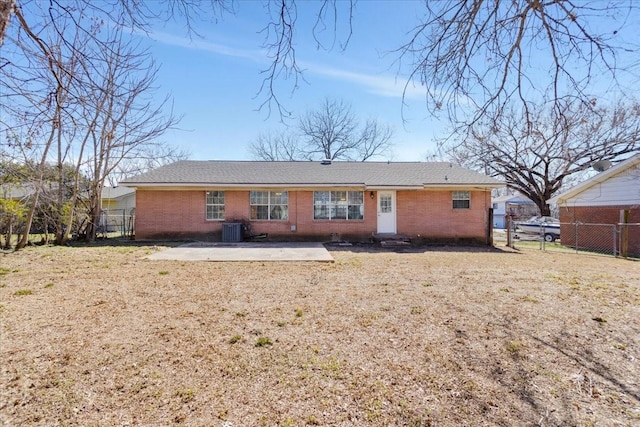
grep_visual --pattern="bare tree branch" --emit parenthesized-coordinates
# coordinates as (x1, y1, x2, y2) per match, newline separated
(397, 1, 638, 133)
(1, 1, 181, 245)
(447, 99, 640, 215)
(256, 0, 355, 119)
(248, 131, 302, 161)
(250, 98, 394, 162)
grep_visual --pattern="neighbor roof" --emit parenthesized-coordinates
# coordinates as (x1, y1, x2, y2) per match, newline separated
(102, 186, 135, 200)
(492, 192, 535, 204)
(549, 153, 640, 205)
(121, 160, 503, 189)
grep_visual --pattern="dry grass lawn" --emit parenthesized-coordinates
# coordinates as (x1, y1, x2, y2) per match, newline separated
(1, 242, 639, 426)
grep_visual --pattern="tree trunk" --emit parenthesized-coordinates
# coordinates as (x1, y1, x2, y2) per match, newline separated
(88, 195, 101, 241)
(57, 204, 75, 246)
(15, 190, 39, 250)
(540, 203, 551, 216)
(0, 0, 15, 47)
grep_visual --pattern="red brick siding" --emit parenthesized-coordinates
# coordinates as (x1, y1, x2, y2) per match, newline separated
(134, 188, 492, 243)
(558, 205, 640, 256)
(397, 190, 490, 241)
(134, 190, 218, 240)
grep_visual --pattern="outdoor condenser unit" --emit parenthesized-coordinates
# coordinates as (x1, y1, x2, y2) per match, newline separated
(221, 222, 243, 242)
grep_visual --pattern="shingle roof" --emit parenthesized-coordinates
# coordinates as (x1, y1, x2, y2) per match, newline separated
(121, 160, 503, 188)
(102, 186, 135, 200)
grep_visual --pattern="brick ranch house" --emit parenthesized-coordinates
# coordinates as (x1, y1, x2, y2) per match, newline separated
(121, 160, 503, 244)
(549, 153, 640, 256)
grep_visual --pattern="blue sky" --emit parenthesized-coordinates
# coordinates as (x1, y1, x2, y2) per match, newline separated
(142, 2, 444, 161)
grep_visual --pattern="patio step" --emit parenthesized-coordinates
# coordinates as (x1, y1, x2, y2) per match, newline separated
(372, 233, 412, 247)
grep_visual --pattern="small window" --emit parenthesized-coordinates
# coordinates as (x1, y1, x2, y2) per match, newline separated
(452, 191, 470, 209)
(205, 191, 225, 220)
(313, 191, 364, 220)
(250, 191, 288, 220)
(379, 193, 392, 213)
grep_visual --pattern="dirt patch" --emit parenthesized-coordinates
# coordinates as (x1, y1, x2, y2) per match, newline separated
(1, 243, 639, 426)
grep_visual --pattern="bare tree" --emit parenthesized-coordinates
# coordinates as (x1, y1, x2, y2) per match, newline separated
(299, 98, 393, 161)
(70, 25, 180, 242)
(248, 131, 302, 161)
(446, 99, 640, 216)
(397, 1, 638, 131)
(1, 2, 180, 246)
(250, 98, 393, 161)
(3, 3, 83, 249)
(354, 118, 394, 161)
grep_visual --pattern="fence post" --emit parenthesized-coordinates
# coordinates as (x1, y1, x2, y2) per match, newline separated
(574, 222, 579, 254)
(620, 209, 630, 258)
(613, 224, 618, 257)
(487, 208, 494, 246)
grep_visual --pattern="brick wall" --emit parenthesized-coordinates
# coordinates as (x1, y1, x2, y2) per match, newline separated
(558, 205, 639, 224)
(558, 205, 640, 255)
(134, 190, 218, 240)
(134, 188, 492, 243)
(397, 190, 490, 242)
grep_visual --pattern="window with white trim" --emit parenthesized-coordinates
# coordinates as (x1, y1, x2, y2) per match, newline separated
(313, 191, 364, 220)
(205, 191, 225, 220)
(250, 191, 288, 220)
(452, 191, 471, 209)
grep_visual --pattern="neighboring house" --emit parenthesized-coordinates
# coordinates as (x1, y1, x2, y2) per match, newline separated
(549, 153, 640, 256)
(492, 193, 538, 229)
(101, 186, 136, 212)
(100, 186, 136, 233)
(121, 160, 503, 244)
(0, 182, 56, 201)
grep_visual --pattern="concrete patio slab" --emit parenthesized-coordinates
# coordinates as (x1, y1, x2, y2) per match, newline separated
(146, 242, 334, 262)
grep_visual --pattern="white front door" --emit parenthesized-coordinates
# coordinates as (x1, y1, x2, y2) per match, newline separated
(377, 190, 396, 234)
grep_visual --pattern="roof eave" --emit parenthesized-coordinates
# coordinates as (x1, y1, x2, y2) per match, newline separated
(124, 182, 502, 190)
(550, 154, 640, 205)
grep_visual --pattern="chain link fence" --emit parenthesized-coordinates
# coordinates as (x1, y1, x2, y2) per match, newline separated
(96, 208, 135, 238)
(503, 221, 640, 259)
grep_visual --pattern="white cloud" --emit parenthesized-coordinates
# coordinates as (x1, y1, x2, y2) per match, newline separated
(147, 29, 426, 100)
(147, 29, 264, 62)
(301, 62, 425, 99)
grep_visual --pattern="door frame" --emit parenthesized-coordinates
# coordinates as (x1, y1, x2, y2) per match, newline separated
(376, 190, 397, 234)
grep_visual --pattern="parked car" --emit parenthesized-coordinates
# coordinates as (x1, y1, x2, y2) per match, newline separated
(515, 216, 561, 242)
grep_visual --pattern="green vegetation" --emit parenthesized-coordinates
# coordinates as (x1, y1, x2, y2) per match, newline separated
(612, 343, 627, 350)
(255, 337, 273, 347)
(507, 340, 524, 355)
(175, 388, 196, 403)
